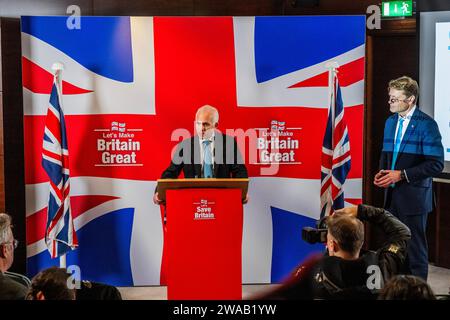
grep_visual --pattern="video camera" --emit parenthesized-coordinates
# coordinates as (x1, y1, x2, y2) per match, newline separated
(302, 216, 328, 244)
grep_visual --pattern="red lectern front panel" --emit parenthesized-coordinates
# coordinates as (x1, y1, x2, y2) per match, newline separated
(166, 188, 243, 300)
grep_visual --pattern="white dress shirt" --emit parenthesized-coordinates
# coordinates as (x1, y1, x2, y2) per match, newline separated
(393, 105, 415, 182)
(394, 105, 416, 143)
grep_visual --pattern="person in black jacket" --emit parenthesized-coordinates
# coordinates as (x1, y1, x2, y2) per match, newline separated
(251, 204, 411, 300)
(153, 104, 248, 204)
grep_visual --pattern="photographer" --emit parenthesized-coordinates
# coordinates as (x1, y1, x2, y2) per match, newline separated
(252, 204, 411, 300)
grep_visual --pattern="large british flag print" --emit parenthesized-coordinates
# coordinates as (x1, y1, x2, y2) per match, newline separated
(22, 16, 364, 286)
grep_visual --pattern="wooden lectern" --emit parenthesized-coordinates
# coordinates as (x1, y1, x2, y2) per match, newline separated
(157, 178, 249, 300)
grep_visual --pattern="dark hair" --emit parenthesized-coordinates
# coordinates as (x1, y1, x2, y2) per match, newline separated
(327, 214, 364, 256)
(26, 267, 76, 300)
(378, 275, 435, 300)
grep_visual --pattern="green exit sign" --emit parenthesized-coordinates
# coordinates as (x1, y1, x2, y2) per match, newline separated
(382, 1, 413, 17)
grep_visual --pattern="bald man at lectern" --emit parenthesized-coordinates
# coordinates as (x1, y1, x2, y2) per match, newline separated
(153, 105, 248, 205)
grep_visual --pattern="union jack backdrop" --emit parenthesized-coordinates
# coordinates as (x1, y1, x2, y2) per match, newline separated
(320, 73, 352, 218)
(42, 73, 78, 258)
(23, 16, 364, 285)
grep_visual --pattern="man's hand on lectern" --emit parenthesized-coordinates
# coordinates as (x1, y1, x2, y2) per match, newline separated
(243, 194, 249, 204)
(153, 192, 163, 205)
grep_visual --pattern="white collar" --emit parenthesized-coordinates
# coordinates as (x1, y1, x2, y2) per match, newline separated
(399, 105, 416, 120)
(199, 131, 215, 143)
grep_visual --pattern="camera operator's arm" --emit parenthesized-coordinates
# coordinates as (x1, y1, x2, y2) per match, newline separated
(356, 204, 411, 277)
(357, 205, 411, 244)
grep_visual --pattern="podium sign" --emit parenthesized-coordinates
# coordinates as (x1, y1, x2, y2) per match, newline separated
(158, 179, 248, 300)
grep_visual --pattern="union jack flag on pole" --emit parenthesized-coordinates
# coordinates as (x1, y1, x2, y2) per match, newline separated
(42, 63, 78, 260)
(320, 63, 351, 218)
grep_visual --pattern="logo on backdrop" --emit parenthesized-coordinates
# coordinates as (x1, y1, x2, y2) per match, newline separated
(95, 121, 143, 167)
(254, 120, 302, 165)
(193, 199, 216, 220)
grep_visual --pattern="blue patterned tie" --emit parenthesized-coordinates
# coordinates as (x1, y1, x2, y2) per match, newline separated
(202, 140, 213, 178)
(391, 117, 404, 170)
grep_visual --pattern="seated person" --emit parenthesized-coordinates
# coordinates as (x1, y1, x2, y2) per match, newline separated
(0, 213, 28, 300)
(378, 275, 435, 300)
(251, 204, 411, 300)
(4, 270, 31, 288)
(26, 267, 76, 300)
(26, 266, 122, 300)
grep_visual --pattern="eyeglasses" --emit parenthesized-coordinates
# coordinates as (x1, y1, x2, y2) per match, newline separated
(194, 121, 213, 128)
(388, 96, 409, 103)
(1, 239, 18, 250)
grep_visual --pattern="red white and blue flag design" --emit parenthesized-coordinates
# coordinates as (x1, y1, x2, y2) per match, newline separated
(42, 75, 78, 258)
(320, 75, 351, 218)
(22, 16, 364, 285)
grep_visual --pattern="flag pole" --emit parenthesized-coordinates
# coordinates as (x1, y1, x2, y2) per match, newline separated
(51, 62, 67, 269)
(325, 61, 339, 131)
(324, 61, 339, 215)
(52, 62, 64, 105)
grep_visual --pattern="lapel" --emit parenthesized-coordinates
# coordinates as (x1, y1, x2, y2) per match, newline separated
(398, 107, 419, 156)
(388, 114, 398, 152)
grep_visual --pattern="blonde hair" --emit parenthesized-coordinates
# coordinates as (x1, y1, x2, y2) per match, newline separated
(388, 76, 419, 101)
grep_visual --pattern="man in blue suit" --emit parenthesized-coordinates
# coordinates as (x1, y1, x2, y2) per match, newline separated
(374, 76, 444, 280)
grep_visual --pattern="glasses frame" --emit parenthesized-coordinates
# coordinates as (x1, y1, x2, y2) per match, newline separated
(388, 96, 410, 103)
(194, 120, 214, 128)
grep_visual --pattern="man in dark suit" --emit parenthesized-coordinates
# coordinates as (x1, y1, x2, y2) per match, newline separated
(153, 105, 248, 204)
(0, 213, 28, 300)
(374, 76, 444, 280)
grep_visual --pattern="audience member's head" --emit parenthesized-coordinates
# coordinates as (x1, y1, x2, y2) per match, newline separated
(326, 211, 365, 260)
(26, 267, 76, 300)
(0, 213, 17, 273)
(378, 275, 436, 300)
